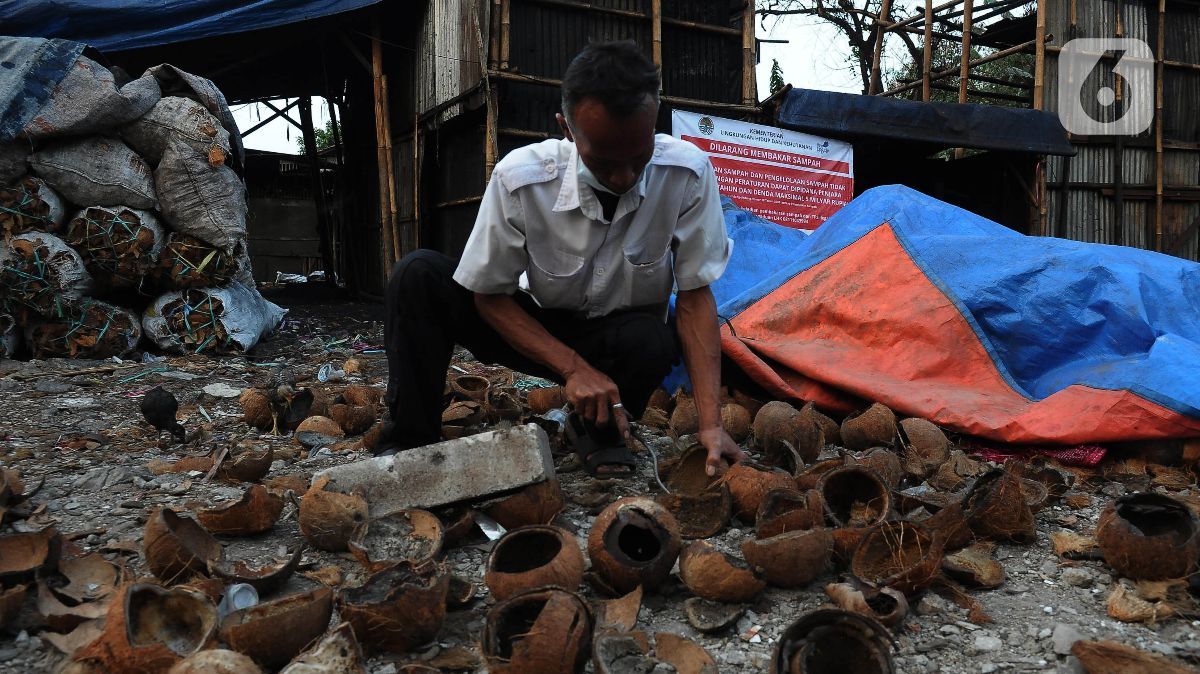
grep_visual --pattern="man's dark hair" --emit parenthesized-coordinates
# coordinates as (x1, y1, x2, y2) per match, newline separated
(561, 41, 660, 120)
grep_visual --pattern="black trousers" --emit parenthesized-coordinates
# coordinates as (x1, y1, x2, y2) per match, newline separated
(381, 250, 680, 449)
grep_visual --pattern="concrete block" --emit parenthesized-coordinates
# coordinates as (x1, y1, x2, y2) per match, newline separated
(314, 424, 555, 517)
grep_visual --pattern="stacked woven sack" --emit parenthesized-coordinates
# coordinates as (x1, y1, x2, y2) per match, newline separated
(0, 56, 284, 359)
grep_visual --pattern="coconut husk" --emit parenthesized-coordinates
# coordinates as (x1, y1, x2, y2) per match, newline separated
(678, 540, 765, 603)
(194, 485, 283, 536)
(654, 632, 718, 674)
(278, 622, 365, 674)
(1051, 530, 1099, 558)
(295, 415, 345, 448)
(350, 509, 444, 572)
(854, 448, 903, 490)
(1096, 492, 1200, 580)
(155, 288, 234, 352)
(1071, 640, 1197, 674)
(753, 401, 823, 464)
(0, 527, 61, 583)
(755, 488, 825, 539)
(596, 585, 643, 633)
(26, 297, 140, 359)
(167, 649, 263, 674)
(75, 583, 218, 673)
(816, 466, 891, 529)
(647, 388, 674, 415)
(150, 234, 238, 290)
(800, 402, 839, 447)
(64, 206, 164, 288)
(683, 597, 745, 634)
(723, 461, 796, 523)
(299, 477, 368, 552)
(963, 469, 1036, 544)
(851, 521, 944, 596)
(929, 450, 988, 492)
(0, 176, 65, 236)
(588, 497, 682, 595)
(923, 500, 974, 552)
(327, 404, 376, 436)
(941, 543, 1005, 588)
(482, 525, 585, 597)
(770, 609, 895, 674)
(1106, 583, 1174, 624)
(669, 394, 699, 437)
(795, 457, 848, 491)
(0, 232, 92, 318)
(741, 528, 833, 589)
(721, 403, 752, 442)
(143, 509, 221, 584)
(486, 479, 564, 529)
(341, 384, 384, 408)
(824, 582, 909, 628)
(238, 389, 273, 430)
(217, 443, 273, 483)
(482, 587, 593, 674)
(840, 404, 896, 452)
(897, 418, 950, 480)
(338, 560, 450, 653)
(219, 587, 334, 670)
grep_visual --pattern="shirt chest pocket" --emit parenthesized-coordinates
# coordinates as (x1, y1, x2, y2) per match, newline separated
(621, 246, 674, 308)
(526, 247, 587, 309)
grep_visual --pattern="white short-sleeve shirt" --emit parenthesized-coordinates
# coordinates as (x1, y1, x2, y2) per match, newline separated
(452, 134, 733, 319)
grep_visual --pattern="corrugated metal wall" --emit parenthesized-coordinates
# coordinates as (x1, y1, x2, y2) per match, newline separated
(1043, 0, 1200, 260)
(417, 0, 487, 123)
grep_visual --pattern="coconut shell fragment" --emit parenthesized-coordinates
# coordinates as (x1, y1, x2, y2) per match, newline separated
(1096, 492, 1200, 581)
(658, 443, 732, 539)
(75, 583, 218, 674)
(486, 479, 564, 529)
(941, 543, 1005, 589)
(588, 497, 682, 595)
(349, 509, 444, 571)
(482, 587, 593, 674)
(741, 528, 833, 588)
(597, 585, 642, 633)
(840, 404, 897, 452)
(278, 621, 366, 674)
(217, 443, 274, 483)
(338, 560, 450, 653)
(485, 525, 585, 601)
(771, 609, 895, 674)
(210, 545, 304, 595)
(299, 477, 368, 552)
(824, 582, 909, 628)
(678, 540, 765, 603)
(219, 587, 334, 670)
(753, 401, 823, 464)
(724, 461, 796, 523)
(684, 597, 745, 634)
(654, 632, 718, 674)
(963, 469, 1036, 544)
(756, 488, 825, 539)
(851, 521, 944, 596)
(295, 416, 345, 448)
(817, 466, 891, 529)
(195, 485, 283, 536)
(0, 584, 28, 631)
(1071, 640, 1197, 674)
(168, 649, 263, 674)
(143, 509, 222, 584)
(0, 527, 61, 583)
(897, 418, 949, 479)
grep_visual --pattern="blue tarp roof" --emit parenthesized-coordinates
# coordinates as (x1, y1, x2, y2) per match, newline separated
(776, 88, 1075, 156)
(0, 0, 381, 52)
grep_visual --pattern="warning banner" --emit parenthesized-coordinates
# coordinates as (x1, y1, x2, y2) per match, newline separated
(672, 110, 854, 230)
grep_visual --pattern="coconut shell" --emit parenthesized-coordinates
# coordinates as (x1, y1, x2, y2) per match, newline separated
(486, 479, 564, 529)
(588, 497, 682, 595)
(664, 443, 725, 495)
(329, 404, 376, 436)
(485, 525, 584, 601)
(854, 448, 903, 490)
(851, 521, 944, 596)
(527, 386, 567, 415)
(741, 528, 833, 588)
(294, 416, 345, 448)
(210, 546, 304, 595)
(771, 609, 895, 674)
(167, 649, 263, 674)
(639, 407, 670, 429)
(669, 395, 699, 437)
(963, 469, 1036, 543)
(195, 485, 283, 536)
(752, 401, 823, 464)
(239, 390, 274, 430)
(823, 582, 908, 629)
(143, 509, 222, 584)
(720, 403, 753, 442)
(0, 584, 27, 631)
(647, 388, 674, 415)
(1097, 493, 1200, 581)
(724, 462, 796, 523)
(450, 374, 490, 402)
(683, 597, 745, 634)
(656, 488, 732, 540)
(217, 443, 273, 483)
(816, 466, 891, 529)
(1071, 640, 1197, 674)
(898, 418, 950, 479)
(922, 500, 975, 552)
(800, 402, 840, 447)
(0, 527, 60, 583)
(942, 543, 1005, 589)
(299, 477, 368, 552)
(341, 384, 383, 408)
(349, 509, 444, 571)
(278, 622, 364, 674)
(755, 488, 825, 539)
(219, 587, 333, 670)
(482, 587, 593, 674)
(840, 403, 897, 451)
(76, 583, 218, 673)
(339, 561, 450, 653)
(794, 457, 847, 491)
(654, 632, 718, 674)
(678, 540, 765, 603)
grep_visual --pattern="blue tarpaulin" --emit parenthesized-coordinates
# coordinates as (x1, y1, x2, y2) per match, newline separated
(0, 0, 380, 52)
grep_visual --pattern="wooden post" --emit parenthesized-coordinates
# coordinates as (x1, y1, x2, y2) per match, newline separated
(953, 0, 973, 158)
(484, 87, 500, 181)
(651, 0, 662, 68)
(371, 22, 396, 277)
(412, 111, 421, 252)
(1033, 0, 1046, 110)
(381, 74, 401, 263)
(1154, 0, 1165, 251)
(742, 0, 756, 105)
(869, 0, 893, 95)
(500, 0, 512, 69)
(1114, 0, 1125, 246)
(489, 0, 502, 68)
(922, 0, 933, 101)
(299, 99, 337, 286)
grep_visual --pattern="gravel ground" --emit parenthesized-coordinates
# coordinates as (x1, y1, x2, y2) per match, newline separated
(0, 300, 1197, 673)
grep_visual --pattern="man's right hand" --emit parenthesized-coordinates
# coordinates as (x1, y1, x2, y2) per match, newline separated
(563, 356, 622, 430)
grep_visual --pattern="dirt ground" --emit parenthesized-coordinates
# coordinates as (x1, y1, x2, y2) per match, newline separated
(0, 298, 1197, 673)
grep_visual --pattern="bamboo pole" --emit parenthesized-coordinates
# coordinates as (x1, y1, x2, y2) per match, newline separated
(1154, 0, 1165, 251)
(371, 22, 395, 277)
(886, 0, 965, 32)
(500, 0, 512, 69)
(922, 0, 933, 101)
(382, 74, 401, 263)
(742, 0, 756, 105)
(1033, 0, 1046, 110)
(958, 0, 973, 103)
(881, 37, 1040, 97)
(869, 0, 893, 94)
(485, 88, 499, 180)
(651, 0, 662, 67)
(412, 110, 420, 252)
(489, 0, 502, 68)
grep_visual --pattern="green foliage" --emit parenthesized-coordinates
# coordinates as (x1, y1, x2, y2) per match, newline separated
(296, 119, 339, 154)
(884, 42, 1034, 108)
(770, 59, 786, 93)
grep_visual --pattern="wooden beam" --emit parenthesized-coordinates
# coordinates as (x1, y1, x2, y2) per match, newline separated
(298, 98, 337, 287)
(382, 73, 400, 263)
(869, 0, 893, 95)
(371, 21, 396, 277)
(260, 99, 303, 130)
(881, 37, 1040, 97)
(922, 0, 934, 101)
(651, 0, 663, 67)
(958, 0, 973, 104)
(500, 0, 511, 69)
(885, 0, 965, 32)
(742, 0, 756, 105)
(1033, 0, 1046, 110)
(1154, 0, 1165, 252)
(241, 98, 302, 138)
(500, 127, 552, 139)
(336, 30, 372, 76)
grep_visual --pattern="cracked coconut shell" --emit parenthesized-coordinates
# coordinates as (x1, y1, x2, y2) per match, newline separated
(588, 497, 682, 595)
(770, 609, 895, 674)
(898, 417, 950, 480)
(851, 521, 944, 596)
(195, 485, 283, 536)
(755, 488, 826, 539)
(824, 582, 908, 629)
(338, 560, 450, 653)
(482, 587, 593, 674)
(840, 403, 897, 452)
(486, 479, 564, 529)
(219, 587, 333, 670)
(485, 525, 585, 601)
(1096, 492, 1200, 581)
(76, 583, 217, 673)
(800, 401, 840, 447)
(725, 461, 796, 523)
(299, 477, 368, 552)
(168, 649, 263, 674)
(742, 528, 833, 589)
(963, 468, 1035, 544)
(678, 540, 765, 603)
(753, 400, 823, 464)
(143, 509, 221, 584)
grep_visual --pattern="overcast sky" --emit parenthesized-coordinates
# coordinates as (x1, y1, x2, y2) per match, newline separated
(233, 16, 865, 154)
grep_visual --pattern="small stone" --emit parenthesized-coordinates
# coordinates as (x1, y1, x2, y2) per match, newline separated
(1040, 560, 1059, 576)
(721, 650, 748, 666)
(1061, 568, 1094, 588)
(973, 635, 1003, 652)
(1052, 624, 1084, 655)
(1043, 605, 1055, 615)
(203, 382, 244, 398)
(917, 594, 948, 615)
(1150, 643, 1176, 657)
(940, 624, 962, 636)
(1101, 482, 1126, 497)
(1005, 583, 1031, 595)
(1038, 628, 1053, 639)
(982, 665, 998, 674)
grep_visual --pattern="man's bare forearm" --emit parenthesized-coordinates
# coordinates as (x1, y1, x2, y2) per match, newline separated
(474, 293, 585, 378)
(675, 286, 723, 430)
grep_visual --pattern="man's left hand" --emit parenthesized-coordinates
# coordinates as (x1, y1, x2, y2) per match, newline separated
(697, 426, 745, 477)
